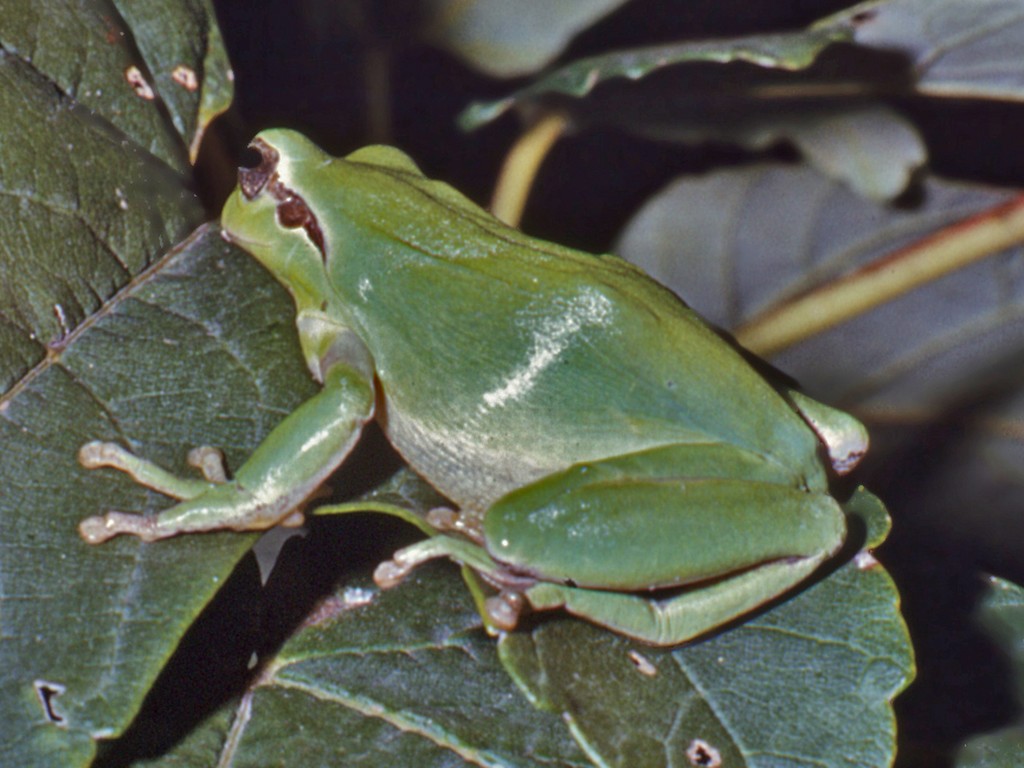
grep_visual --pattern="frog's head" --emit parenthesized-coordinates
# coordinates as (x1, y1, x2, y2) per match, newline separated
(221, 129, 334, 313)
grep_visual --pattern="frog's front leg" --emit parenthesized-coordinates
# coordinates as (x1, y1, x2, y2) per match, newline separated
(79, 363, 374, 543)
(78, 442, 232, 501)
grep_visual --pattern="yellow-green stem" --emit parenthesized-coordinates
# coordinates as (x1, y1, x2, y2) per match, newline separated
(364, 44, 392, 144)
(735, 195, 1024, 356)
(491, 113, 569, 226)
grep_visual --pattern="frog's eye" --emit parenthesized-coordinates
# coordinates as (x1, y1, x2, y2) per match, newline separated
(238, 138, 278, 199)
(236, 137, 326, 258)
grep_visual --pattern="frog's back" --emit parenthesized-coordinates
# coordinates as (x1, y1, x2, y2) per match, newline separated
(325, 163, 823, 509)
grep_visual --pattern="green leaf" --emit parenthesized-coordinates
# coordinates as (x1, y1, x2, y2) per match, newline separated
(459, 26, 850, 129)
(422, 0, 631, 77)
(133, 557, 591, 767)
(255, 565, 589, 767)
(111, 0, 235, 162)
(458, 20, 928, 200)
(0, 226, 315, 767)
(0, 2, 245, 764)
(497, 489, 912, 768)
(0, 0, 232, 173)
(955, 577, 1024, 767)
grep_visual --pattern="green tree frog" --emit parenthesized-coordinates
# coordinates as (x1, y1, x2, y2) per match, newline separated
(79, 129, 868, 646)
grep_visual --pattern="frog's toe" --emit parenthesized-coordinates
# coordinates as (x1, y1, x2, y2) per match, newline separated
(484, 591, 525, 631)
(373, 558, 411, 589)
(187, 447, 229, 482)
(79, 511, 160, 544)
(78, 441, 130, 469)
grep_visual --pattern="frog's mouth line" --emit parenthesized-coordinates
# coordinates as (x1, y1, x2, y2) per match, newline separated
(238, 137, 326, 259)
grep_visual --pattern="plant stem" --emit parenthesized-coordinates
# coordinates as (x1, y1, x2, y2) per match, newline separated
(364, 43, 392, 144)
(490, 112, 569, 226)
(735, 195, 1024, 356)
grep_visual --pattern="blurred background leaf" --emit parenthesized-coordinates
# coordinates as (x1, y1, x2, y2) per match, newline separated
(463, 0, 1024, 202)
(822, 0, 1024, 100)
(954, 577, 1024, 767)
(422, 0, 631, 77)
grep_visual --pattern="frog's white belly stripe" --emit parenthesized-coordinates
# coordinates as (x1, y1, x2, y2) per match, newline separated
(381, 404, 557, 513)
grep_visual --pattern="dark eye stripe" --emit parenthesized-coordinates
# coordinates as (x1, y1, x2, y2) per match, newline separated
(236, 139, 326, 260)
(273, 188, 326, 258)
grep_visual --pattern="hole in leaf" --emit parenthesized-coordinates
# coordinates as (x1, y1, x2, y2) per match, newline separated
(34, 680, 67, 726)
(686, 738, 722, 767)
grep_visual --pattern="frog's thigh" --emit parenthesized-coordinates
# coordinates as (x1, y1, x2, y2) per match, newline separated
(525, 554, 831, 646)
(485, 443, 846, 590)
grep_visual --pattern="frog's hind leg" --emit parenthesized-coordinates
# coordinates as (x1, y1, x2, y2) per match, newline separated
(524, 552, 833, 647)
(373, 533, 502, 589)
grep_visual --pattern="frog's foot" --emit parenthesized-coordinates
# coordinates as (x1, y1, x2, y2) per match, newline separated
(187, 446, 229, 483)
(79, 441, 220, 500)
(79, 503, 307, 545)
(373, 533, 502, 589)
(79, 511, 166, 544)
(374, 535, 536, 632)
(424, 506, 484, 544)
(78, 440, 310, 544)
(373, 542, 436, 588)
(483, 591, 526, 631)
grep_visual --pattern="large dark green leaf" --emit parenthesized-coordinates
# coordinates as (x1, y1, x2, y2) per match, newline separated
(111, 0, 234, 161)
(0, 226, 314, 766)
(0, 2, 244, 765)
(221, 564, 590, 768)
